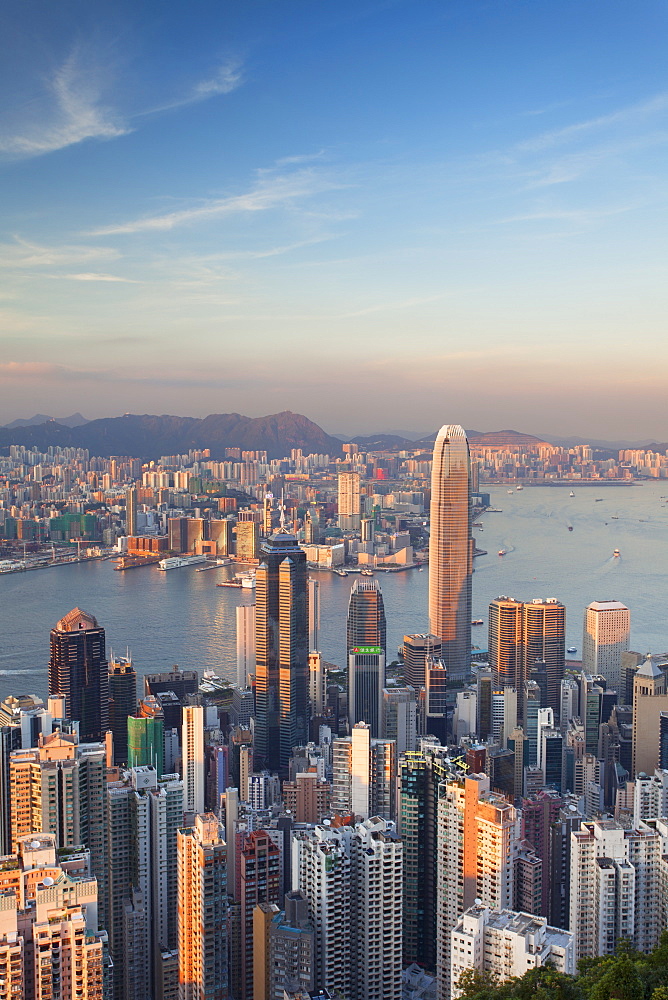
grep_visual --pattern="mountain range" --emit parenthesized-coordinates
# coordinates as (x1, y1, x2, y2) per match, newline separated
(0, 412, 662, 459)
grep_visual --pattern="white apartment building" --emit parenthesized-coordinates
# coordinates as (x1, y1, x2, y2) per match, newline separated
(569, 819, 662, 961)
(582, 601, 630, 690)
(292, 817, 402, 1000)
(450, 905, 575, 997)
(331, 722, 395, 820)
(182, 705, 205, 815)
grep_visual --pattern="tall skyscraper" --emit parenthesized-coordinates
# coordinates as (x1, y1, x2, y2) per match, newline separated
(338, 471, 361, 530)
(254, 526, 308, 775)
(332, 722, 395, 821)
(347, 580, 387, 737)
(428, 425, 472, 680)
(49, 608, 109, 742)
(582, 601, 630, 690)
(126, 484, 137, 537)
(488, 597, 566, 717)
(632, 656, 668, 776)
(177, 813, 228, 1000)
(108, 655, 137, 766)
(308, 577, 321, 651)
(236, 604, 256, 689)
(182, 705, 205, 815)
(239, 830, 281, 1000)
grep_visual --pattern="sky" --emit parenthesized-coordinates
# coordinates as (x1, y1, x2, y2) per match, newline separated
(1, 0, 667, 439)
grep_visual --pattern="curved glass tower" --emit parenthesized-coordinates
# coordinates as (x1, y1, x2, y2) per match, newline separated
(428, 424, 472, 679)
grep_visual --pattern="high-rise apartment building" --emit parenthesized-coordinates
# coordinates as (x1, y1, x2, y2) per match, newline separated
(177, 814, 228, 1000)
(332, 722, 395, 821)
(569, 819, 662, 961)
(0, 833, 109, 1000)
(182, 705, 205, 816)
(48, 608, 110, 742)
(382, 686, 417, 753)
(240, 830, 282, 1000)
(582, 601, 630, 690)
(308, 578, 321, 651)
(337, 472, 361, 530)
(489, 597, 565, 717)
(108, 655, 137, 766)
(429, 425, 472, 680)
(436, 773, 520, 999)
(9, 731, 109, 929)
(254, 528, 308, 775)
(292, 817, 403, 1000)
(107, 766, 184, 999)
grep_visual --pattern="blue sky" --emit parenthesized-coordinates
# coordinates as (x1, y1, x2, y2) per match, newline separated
(1, 0, 667, 438)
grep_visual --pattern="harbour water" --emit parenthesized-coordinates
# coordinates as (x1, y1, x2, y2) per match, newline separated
(1, 482, 668, 702)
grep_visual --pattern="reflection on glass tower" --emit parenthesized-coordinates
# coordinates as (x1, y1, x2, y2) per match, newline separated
(428, 424, 472, 680)
(254, 525, 308, 775)
(347, 579, 386, 737)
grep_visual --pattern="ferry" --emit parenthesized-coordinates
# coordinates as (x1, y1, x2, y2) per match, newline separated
(507, 490, 513, 495)
(569, 491, 575, 497)
(334, 569, 349, 577)
(515, 485, 524, 491)
(567, 646, 577, 654)
(471, 619, 484, 626)
(498, 549, 506, 556)
(613, 549, 621, 558)
(360, 569, 374, 577)
(217, 573, 256, 589)
(159, 555, 208, 570)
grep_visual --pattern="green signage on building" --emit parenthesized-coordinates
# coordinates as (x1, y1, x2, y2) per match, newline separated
(351, 646, 383, 655)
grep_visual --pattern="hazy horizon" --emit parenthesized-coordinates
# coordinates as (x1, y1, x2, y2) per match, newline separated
(2, 0, 667, 437)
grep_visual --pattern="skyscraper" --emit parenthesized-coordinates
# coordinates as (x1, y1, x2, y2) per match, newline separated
(108, 655, 137, 766)
(347, 580, 386, 736)
(488, 597, 566, 717)
(338, 471, 361, 530)
(177, 814, 228, 1000)
(182, 705, 205, 816)
(49, 608, 109, 742)
(126, 484, 137, 537)
(254, 526, 308, 775)
(236, 604, 256, 689)
(428, 425, 472, 680)
(582, 601, 630, 690)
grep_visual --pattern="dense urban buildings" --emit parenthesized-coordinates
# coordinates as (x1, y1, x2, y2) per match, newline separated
(3, 423, 668, 1000)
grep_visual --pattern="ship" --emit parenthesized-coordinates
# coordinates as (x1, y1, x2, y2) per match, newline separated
(471, 619, 484, 626)
(568, 526, 573, 532)
(159, 555, 208, 571)
(498, 549, 506, 556)
(516, 485, 524, 490)
(217, 573, 256, 589)
(567, 646, 577, 654)
(360, 569, 374, 577)
(613, 549, 621, 558)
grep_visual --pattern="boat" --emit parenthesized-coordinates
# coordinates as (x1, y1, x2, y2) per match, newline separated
(569, 491, 575, 497)
(471, 619, 484, 626)
(159, 555, 208, 571)
(498, 550, 506, 556)
(613, 549, 620, 558)
(595, 498, 603, 502)
(567, 646, 577, 654)
(516, 485, 524, 491)
(507, 490, 513, 494)
(568, 526, 573, 532)
(611, 516, 619, 519)
(240, 575, 256, 589)
(360, 569, 374, 576)
(335, 569, 348, 577)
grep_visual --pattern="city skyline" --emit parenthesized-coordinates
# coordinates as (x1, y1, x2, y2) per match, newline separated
(2, 1, 668, 436)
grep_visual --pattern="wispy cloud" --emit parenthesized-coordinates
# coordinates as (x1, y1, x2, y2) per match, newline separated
(91, 167, 347, 235)
(342, 294, 444, 318)
(64, 272, 139, 283)
(0, 50, 130, 157)
(0, 238, 120, 270)
(140, 59, 245, 115)
(518, 92, 668, 153)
